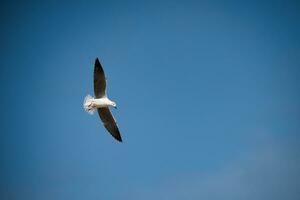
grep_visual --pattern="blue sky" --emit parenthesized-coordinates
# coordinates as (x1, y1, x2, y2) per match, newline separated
(1, 0, 300, 199)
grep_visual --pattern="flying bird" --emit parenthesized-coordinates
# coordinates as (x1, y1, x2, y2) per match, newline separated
(83, 58, 122, 142)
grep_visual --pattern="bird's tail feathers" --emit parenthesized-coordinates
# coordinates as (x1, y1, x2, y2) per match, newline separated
(83, 95, 96, 114)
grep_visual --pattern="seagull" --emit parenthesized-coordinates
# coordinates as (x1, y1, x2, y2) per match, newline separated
(83, 58, 122, 142)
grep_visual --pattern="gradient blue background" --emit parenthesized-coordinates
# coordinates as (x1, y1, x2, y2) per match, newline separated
(1, 0, 300, 199)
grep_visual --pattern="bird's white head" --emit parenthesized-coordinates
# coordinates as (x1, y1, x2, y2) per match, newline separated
(110, 101, 117, 109)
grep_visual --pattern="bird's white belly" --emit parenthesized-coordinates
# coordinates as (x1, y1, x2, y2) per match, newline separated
(92, 98, 111, 108)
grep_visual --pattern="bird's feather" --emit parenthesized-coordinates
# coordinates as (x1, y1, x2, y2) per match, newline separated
(94, 58, 106, 98)
(97, 108, 122, 142)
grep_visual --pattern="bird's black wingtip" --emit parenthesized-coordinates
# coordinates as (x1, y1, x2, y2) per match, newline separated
(95, 57, 100, 64)
(115, 136, 123, 143)
(112, 133, 122, 142)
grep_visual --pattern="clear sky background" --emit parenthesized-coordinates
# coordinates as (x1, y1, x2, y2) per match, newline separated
(1, 0, 300, 199)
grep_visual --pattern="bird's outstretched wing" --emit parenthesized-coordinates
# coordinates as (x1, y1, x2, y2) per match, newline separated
(94, 58, 106, 98)
(97, 108, 122, 142)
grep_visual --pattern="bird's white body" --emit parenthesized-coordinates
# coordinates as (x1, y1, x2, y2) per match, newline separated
(91, 97, 113, 107)
(84, 95, 116, 114)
